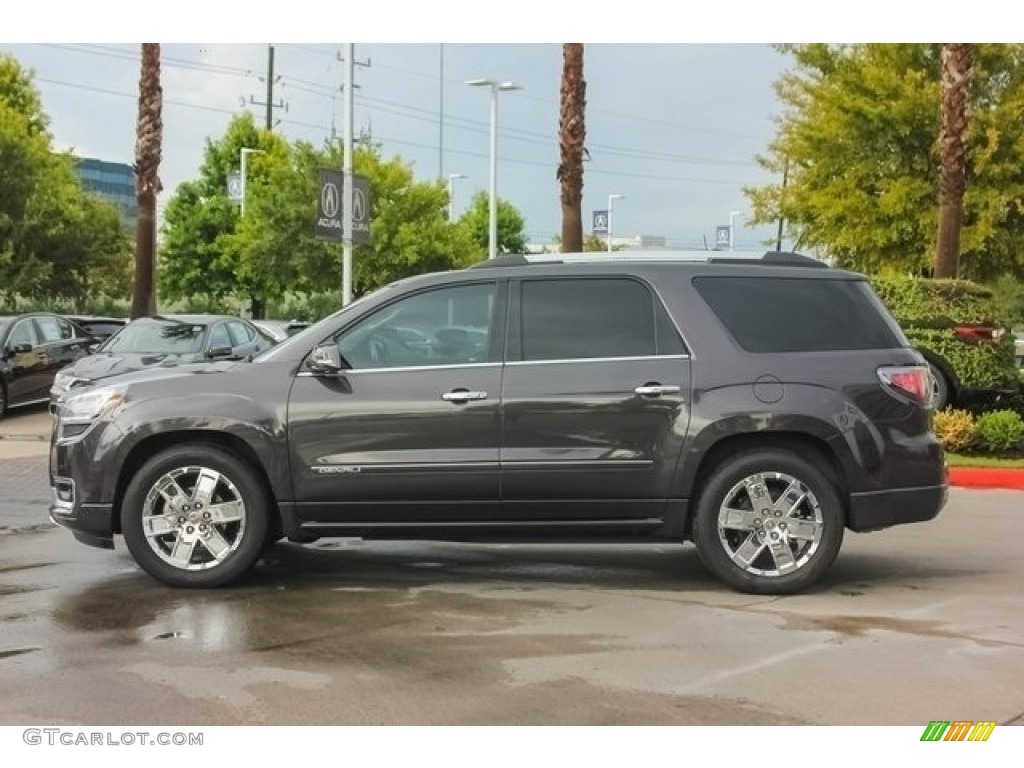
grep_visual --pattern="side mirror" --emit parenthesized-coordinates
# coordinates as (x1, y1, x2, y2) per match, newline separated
(12, 343, 32, 355)
(205, 345, 234, 360)
(306, 344, 344, 374)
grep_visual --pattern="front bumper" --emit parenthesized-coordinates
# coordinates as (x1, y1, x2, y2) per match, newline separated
(847, 483, 948, 532)
(49, 477, 115, 549)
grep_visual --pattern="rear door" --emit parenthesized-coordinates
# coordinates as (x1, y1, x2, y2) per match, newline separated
(500, 276, 691, 521)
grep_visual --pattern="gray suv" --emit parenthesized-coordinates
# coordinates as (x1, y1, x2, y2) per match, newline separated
(49, 251, 948, 594)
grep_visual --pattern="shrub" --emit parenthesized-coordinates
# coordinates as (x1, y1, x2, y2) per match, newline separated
(974, 410, 1024, 453)
(932, 408, 976, 453)
(871, 276, 1018, 393)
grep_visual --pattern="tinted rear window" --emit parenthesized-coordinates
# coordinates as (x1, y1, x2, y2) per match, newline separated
(693, 276, 904, 353)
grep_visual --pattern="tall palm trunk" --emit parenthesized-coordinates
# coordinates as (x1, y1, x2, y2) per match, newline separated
(934, 43, 973, 279)
(557, 44, 586, 253)
(132, 43, 162, 318)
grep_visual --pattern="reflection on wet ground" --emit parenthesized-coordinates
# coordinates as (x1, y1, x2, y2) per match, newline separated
(1, 492, 1023, 725)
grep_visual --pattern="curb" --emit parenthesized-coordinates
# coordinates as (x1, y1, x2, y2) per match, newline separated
(948, 467, 1024, 490)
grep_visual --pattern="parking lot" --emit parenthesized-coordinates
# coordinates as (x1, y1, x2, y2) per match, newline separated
(2, 405, 1023, 726)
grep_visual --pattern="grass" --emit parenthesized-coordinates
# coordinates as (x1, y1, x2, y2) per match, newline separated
(945, 453, 1024, 469)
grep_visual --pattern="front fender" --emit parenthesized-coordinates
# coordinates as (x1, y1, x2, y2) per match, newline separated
(98, 392, 291, 502)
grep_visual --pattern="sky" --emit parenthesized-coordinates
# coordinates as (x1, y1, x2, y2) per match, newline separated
(5, 2, 1008, 252)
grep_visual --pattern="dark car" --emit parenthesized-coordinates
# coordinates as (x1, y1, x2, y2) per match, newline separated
(0, 312, 96, 417)
(50, 314, 275, 404)
(63, 315, 128, 343)
(49, 251, 947, 594)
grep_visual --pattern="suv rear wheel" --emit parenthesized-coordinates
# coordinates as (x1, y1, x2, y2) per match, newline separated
(693, 449, 844, 594)
(121, 444, 269, 588)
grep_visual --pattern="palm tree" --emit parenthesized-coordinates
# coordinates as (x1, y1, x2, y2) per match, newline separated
(557, 44, 586, 253)
(934, 43, 973, 279)
(131, 43, 162, 318)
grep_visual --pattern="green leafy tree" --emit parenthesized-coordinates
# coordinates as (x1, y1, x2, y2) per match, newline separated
(159, 113, 290, 314)
(0, 53, 130, 309)
(746, 44, 1024, 280)
(458, 190, 527, 255)
(162, 119, 480, 311)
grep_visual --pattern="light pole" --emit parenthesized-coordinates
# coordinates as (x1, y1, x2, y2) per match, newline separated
(607, 193, 625, 252)
(447, 173, 467, 222)
(466, 78, 522, 259)
(729, 210, 741, 251)
(239, 147, 264, 217)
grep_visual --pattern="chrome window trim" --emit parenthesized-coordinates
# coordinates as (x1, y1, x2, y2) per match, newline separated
(507, 354, 690, 367)
(297, 361, 501, 377)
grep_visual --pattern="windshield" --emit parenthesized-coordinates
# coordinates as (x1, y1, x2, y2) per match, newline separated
(101, 318, 206, 355)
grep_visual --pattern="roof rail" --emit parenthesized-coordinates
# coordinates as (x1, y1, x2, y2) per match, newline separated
(708, 251, 828, 269)
(465, 249, 828, 269)
(468, 254, 535, 269)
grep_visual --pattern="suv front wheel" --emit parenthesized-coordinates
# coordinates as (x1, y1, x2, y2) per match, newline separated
(121, 444, 269, 588)
(693, 449, 844, 595)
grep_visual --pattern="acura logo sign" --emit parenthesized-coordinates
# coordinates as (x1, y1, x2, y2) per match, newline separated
(352, 187, 366, 222)
(321, 181, 340, 219)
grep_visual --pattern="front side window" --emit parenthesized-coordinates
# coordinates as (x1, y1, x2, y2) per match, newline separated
(8, 319, 37, 348)
(207, 323, 232, 351)
(337, 282, 498, 369)
(519, 278, 684, 361)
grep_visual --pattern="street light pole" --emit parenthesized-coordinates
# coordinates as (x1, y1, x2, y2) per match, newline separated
(729, 210, 741, 251)
(240, 147, 264, 217)
(447, 173, 466, 222)
(607, 194, 624, 252)
(466, 78, 522, 259)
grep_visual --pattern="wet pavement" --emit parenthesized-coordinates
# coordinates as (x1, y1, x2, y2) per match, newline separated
(1, 406, 1023, 725)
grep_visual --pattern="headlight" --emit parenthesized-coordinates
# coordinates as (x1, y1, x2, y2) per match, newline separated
(60, 386, 125, 423)
(51, 368, 84, 396)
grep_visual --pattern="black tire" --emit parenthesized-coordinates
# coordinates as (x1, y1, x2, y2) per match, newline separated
(0, 381, 7, 418)
(692, 448, 845, 595)
(121, 444, 269, 588)
(927, 362, 952, 410)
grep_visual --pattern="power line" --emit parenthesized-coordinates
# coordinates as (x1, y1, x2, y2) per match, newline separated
(35, 77, 760, 186)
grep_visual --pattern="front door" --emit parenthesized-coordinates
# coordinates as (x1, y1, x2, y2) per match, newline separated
(288, 280, 505, 527)
(6, 318, 46, 405)
(500, 276, 691, 522)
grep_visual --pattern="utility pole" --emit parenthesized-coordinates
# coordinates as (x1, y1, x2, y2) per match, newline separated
(343, 44, 354, 307)
(338, 47, 370, 306)
(439, 43, 444, 178)
(775, 158, 789, 252)
(250, 44, 286, 131)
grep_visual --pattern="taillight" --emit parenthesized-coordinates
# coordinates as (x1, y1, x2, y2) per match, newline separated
(954, 324, 1002, 343)
(878, 365, 932, 404)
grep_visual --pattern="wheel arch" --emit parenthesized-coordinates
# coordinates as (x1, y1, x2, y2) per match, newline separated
(684, 431, 849, 538)
(112, 431, 281, 537)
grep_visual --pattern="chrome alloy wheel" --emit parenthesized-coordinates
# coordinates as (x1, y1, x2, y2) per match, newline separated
(141, 466, 247, 571)
(717, 471, 824, 577)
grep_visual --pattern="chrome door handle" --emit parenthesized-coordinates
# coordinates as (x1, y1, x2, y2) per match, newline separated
(634, 384, 681, 397)
(442, 389, 488, 402)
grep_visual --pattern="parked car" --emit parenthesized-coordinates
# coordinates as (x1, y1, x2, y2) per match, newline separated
(63, 315, 128, 343)
(871, 277, 1019, 409)
(251, 318, 311, 343)
(49, 251, 947, 594)
(50, 314, 275, 404)
(1, 312, 96, 417)
(1016, 331, 1024, 379)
